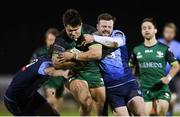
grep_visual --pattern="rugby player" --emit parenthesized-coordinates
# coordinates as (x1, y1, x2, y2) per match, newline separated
(52, 9, 106, 116)
(129, 18, 179, 116)
(4, 57, 70, 116)
(158, 22, 180, 116)
(81, 13, 145, 116)
(31, 28, 65, 113)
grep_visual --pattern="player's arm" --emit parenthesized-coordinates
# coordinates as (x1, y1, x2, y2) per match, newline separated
(44, 67, 71, 79)
(161, 49, 179, 84)
(52, 39, 78, 69)
(83, 31, 125, 48)
(75, 44, 102, 61)
(59, 43, 102, 62)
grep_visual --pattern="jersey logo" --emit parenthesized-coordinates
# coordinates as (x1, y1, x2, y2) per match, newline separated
(136, 52, 142, 59)
(156, 51, 164, 58)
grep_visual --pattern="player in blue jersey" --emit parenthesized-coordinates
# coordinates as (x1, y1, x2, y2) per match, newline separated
(60, 13, 145, 116)
(158, 22, 180, 116)
(4, 57, 70, 116)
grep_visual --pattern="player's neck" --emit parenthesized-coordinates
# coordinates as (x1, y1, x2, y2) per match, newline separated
(144, 37, 157, 47)
(164, 39, 172, 45)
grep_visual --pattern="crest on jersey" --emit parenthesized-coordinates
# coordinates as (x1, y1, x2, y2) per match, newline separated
(156, 51, 164, 58)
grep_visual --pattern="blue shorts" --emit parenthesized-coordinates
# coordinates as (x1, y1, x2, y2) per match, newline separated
(106, 80, 142, 109)
(4, 92, 59, 116)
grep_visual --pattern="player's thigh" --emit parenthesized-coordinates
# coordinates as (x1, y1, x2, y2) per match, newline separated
(113, 106, 129, 116)
(69, 79, 91, 101)
(155, 99, 169, 116)
(90, 86, 106, 103)
(144, 101, 153, 116)
(127, 96, 145, 115)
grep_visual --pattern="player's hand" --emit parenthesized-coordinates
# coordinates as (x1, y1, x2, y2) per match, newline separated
(160, 76, 170, 85)
(58, 52, 74, 62)
(82, 34, 94, 45)
(62, 70, 73, 79)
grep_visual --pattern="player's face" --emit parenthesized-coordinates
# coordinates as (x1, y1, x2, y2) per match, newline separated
(141, 22, 157, 40)
(163, 27, 176, 42)
(97, 20, 114, 36)
(65, 24, 82, 40)
(45, 33, 56, 47)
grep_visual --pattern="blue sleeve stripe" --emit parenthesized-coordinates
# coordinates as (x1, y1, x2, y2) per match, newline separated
(38, 62, 52, 76)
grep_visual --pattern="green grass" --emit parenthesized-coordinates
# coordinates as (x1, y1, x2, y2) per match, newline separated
(0, 110, 180, 116)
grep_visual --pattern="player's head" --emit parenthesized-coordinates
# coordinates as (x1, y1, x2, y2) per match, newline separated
(163, 22, 177, 42)
(97, 13, 115, 36)
(141, 18, 157, 40)
(45, 28, 60, 47)
(63, 9, 82, 40)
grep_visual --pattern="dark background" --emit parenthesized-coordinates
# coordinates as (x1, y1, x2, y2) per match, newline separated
(0, 0, 180, 73)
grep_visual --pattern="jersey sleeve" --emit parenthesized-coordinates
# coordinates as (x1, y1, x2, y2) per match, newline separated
(53, 37, 66, 54)
(129, 50, 138, 67)
(111, 30, 126, 46)
(166, 48, 178, 65)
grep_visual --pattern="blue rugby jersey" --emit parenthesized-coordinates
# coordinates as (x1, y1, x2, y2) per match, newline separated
(5, 57, 52, 101)
(158, 38, 180, 74)
(99, 30, 135, 88)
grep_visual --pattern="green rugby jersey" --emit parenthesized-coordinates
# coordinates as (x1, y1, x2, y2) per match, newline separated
(129, 42, 177, 89)
(53, 24, 101, 76)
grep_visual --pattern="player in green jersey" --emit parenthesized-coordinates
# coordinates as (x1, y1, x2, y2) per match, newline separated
(129, 18, 179, 116)
(52, 9, 105, 116)
(31, 28, 65, 113)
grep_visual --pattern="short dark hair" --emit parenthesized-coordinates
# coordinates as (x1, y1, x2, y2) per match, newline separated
(141, 17, 157, 28)
(63, 9, 82, 27)
(45, 28, 60, 39)
(97, 13, 116, 23)
(164, 22, 177, 33)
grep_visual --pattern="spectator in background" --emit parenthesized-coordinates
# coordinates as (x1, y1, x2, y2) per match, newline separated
(158, 22, 180, 116)
(31, 28, 65, 113)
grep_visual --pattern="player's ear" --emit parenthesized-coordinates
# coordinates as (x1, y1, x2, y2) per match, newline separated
(96, 24, 99, 30)
(154, 28, 157, 34)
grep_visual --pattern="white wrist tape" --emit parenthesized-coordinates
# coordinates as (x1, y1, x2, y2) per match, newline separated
(167, 74, 172, 81)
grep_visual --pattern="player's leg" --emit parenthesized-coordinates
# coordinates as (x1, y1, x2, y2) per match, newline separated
(45, 88, 64, 111)
(106, 86, 129, 116)
(113, 106, 129, 116)
(144, 102, 153, 115)
(4, 95, 23, 115)
(44, 77, 65, 112)
(126, 81, 145, 116)
(155, 99, 169, 116)
(127, 96, 145, 115)
(168, 93, 177, 115)
(27, 92, 59, 116)
(90, 86, 106, 116)
(69, 79, 93, 116)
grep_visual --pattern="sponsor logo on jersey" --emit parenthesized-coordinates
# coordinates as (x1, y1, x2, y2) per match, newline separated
(139, 62, 163, 68)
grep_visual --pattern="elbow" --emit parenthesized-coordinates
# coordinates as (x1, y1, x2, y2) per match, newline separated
(90, 50, 102, 60)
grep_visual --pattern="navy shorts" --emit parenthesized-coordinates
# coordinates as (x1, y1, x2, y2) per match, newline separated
(4, 92, 59, 116)
(106, 80, 142, 109)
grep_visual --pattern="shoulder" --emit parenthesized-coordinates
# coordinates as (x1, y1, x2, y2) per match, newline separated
(157, 42, 169, 49)
(133, 43, 144, 51)
(111, 30, 125, 37)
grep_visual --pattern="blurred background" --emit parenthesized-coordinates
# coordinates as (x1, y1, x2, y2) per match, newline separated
(0, 0, 180, 115)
